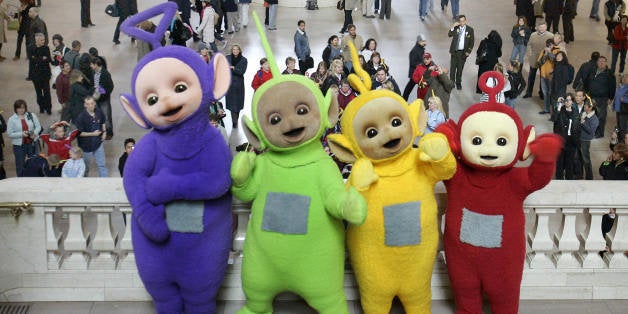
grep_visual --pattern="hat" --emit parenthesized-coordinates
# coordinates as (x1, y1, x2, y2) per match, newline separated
(416, 34, 426, 42)
(423, 52, 432, 59)
(197, 42, 210, 52)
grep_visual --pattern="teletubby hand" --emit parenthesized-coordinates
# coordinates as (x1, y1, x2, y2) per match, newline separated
(230, 151, 257, 186)
(351, 158, 379, 190)
(342, 186, 367, 225)
(529, 134, 564, 163)
(136, 206, 170, 243)
(435, 120, 460, 156)
(418, 132, 451, 162)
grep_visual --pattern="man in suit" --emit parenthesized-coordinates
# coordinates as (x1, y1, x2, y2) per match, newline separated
(448, 14, 474, 90)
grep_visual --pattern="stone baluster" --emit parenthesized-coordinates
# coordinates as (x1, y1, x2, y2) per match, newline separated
(90, 207, 116, 270)
(118, 206, 136, 270)
(609, 208, 628, 268)
(232, 198, 250, 253)
(524, 207, 532, 269)
(527, 207, 557, 269)
(580, 208, 608, 268)
(553, 208, 583, 268)
(61, 207, 88, 270)
(45, 207, 61, 269)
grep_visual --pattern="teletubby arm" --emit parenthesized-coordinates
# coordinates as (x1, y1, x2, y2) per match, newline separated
(145, 139, 232, 204)
(416, 132, 457, 181)
(347, 158, 379, 192)
(230, 151, 261, 202)
(520, 133, 564, 192)
(123, 138, 170, 242)
(320, 162, 367, 225)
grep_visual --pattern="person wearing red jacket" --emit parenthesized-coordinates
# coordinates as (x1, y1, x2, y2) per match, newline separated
(611, 15, 628, 75)
(411, 52, 439, 100)
(251, 57, 273, 91)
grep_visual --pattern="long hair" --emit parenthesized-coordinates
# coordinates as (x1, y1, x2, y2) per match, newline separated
(488, 30, 502, 51)
(513, 16, 528, 28)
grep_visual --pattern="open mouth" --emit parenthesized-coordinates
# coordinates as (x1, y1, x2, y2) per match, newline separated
(481, 155, 498, 160)
(383, 138, 401, 149)
(163, 106, 183, 117)
(284, 127, 305, 138)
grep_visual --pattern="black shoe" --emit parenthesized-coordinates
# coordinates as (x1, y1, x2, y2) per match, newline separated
(89, 23, 96, 27)
(538, 111, 550, 114)
(456, 84, 462, 90)
(599, 251, 605, 258)
(81, 24, 88, 28)
(522, 94, 531, 98)
(26, 77, 31, 81)
(113, 40, 121, 45)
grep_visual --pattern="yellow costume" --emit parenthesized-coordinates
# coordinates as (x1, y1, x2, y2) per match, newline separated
(328, 42, 456, 314)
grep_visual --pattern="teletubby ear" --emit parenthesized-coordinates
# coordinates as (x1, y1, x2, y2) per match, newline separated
(327, 134, 357, 163)
(521, 126, 536, 160)
(326, 88, 340, 128)
(211, 53, 232, 100)
(408, 99, 427, 136)
(120, 94, 151, 129)
(242, 116, 264, 150)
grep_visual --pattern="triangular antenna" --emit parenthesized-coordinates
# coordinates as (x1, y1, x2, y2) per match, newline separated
(252, 12, 280, 76)
(121, 2, 177, 52)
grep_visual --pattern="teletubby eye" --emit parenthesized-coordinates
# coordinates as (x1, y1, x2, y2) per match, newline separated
(497, 137, 507, 146)
(269, 114, 282, 125)
(296, 104, 309, 115)
(147, 95, 159, 106)
(174, 83, 187, 93)
(366, 128, 378, 138)
(472, 137, 482, 145)
(391, 118, 402, 127)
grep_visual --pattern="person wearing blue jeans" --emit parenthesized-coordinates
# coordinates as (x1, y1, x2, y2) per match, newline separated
(449, 0, 459, 20)
(267, 0, 278, 30)
(419, 0, 428, 20)
(6, 100, 41, 177)
(590, 0, 601, 20)
(75, 96, 108, 177)
(510, 16, 531, 65)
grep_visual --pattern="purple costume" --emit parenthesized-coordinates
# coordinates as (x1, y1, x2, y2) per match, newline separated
(120, 3, 232, 313)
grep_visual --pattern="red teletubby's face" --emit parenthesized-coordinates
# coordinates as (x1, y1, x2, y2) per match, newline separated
(460, 111, 519, 168)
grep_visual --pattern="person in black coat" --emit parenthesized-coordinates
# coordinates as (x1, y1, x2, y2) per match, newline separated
(584, 56, 616, 137)
(225, 44, 248, 129)
(476, 30, 502, 93)
(90, 58, 114, 139)
(573, 51, 600, 90)
(515, 0, 536, 31)
(68, 69, 92, 123)
(113, 0, 138, 44)
(562, 0, 577, 43)
(29, 33, 52, 114)
(14, 0, 34, 60)
(551, 51, 572, 112)
(402, 34, 426, 101)
(599, 143, 628, 179)
(543, 0, 564, 34)
(553, 93, 581, 179)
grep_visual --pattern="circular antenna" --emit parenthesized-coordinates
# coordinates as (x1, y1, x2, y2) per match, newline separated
(478, 71, 505, 102)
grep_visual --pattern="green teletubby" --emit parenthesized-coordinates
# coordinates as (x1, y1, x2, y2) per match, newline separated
(229, 13, 367, 314)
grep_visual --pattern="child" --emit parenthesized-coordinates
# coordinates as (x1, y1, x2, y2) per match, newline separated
(210, 113, 228, 142)
(251, 57, 273, 90)
(23, 154, 63, 177)
(198, 42, 213, 63)
(39, 121, 79, 165)
(62, 147, 86, 178)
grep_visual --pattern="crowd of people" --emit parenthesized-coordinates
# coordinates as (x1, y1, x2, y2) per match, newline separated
(0, 0, 627, 186)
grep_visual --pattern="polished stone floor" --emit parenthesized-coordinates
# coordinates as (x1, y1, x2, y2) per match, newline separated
(5, 299, 628, 314)
(0, 0, 618, 178)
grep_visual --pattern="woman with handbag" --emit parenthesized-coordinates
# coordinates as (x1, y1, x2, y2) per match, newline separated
(7, 100, 42, 177)
(475, 30, 502, 94)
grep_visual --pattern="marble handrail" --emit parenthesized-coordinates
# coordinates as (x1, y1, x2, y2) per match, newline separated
(1, 178, 627, 301)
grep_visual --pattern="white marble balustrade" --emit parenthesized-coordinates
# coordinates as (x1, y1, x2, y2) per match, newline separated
(1, 178, 628, 301)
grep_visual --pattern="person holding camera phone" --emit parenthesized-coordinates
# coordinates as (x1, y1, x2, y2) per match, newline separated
(7, 99, 42, 177)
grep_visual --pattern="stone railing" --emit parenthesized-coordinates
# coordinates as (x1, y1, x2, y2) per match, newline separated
(0, 178, 627, 302)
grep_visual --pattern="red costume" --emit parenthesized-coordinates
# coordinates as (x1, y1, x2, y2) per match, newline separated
(436, 72, 563, 314)
(412, 62, 438, 100)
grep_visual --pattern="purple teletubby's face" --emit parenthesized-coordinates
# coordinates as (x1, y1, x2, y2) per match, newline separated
(134, 58, 203, 128)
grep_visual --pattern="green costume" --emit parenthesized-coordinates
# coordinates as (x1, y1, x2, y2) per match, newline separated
(230, 13, 366, 314)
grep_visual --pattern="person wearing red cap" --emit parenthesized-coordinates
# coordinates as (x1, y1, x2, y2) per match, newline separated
(412, 52, 440, 100)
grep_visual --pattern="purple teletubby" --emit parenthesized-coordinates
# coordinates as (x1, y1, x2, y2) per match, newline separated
(119, 3, 233, 313)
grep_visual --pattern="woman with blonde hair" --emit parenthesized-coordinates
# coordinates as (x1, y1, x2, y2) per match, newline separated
(310, 61, 329, 90)
(425, 95, 446, 134)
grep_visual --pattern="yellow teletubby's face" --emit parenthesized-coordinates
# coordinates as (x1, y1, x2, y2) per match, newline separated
(352, 97, 413, 160)
(460, 111, 519, 168)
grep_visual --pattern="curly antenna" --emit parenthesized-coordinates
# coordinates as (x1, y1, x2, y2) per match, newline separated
(478, 71, 505, 103)
(121, 2, 177, 52)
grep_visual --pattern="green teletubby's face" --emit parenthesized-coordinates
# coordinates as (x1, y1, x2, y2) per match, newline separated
(257, 81, 322, 149)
